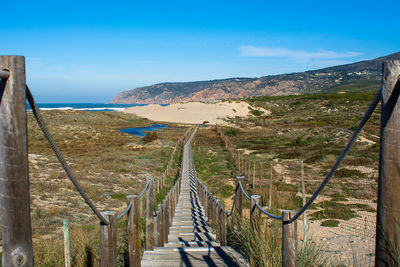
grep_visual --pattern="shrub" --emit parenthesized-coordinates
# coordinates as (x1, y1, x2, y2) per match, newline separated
(142, 132, 158, 143)
(250, 109, 264, 116)
(321, 219, 340, 227)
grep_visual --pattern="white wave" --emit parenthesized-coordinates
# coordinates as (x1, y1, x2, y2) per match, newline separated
(74, 107, 126, 111)
(39, 107, 74, 111)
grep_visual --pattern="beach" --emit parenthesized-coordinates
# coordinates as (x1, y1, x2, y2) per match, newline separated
(122, 101, 270, 125)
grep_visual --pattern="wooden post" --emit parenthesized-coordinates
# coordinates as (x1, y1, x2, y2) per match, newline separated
(0, 55, 34, 266)
(100, 211, 117, 267)
(282, 210, 297, 267)
(300, 160, 307, 242)
(63, 220, 71, 267)
(268, 163, 273, 209)
(157, 204, 164, 247)
(219, 207, 226, 245)
(155, 209, 160, 247)
(376, 60, 400, 266)
(163, 199, 168, 243)
(252, 161, 256, 189)
(250, 195, 261, 266)
(235, 176, 244, 218)
(214, 199, 219, 236)
(146, 177, 155, 250)
(259, 162, 262, 195)
(250, 195, 261, 231)
(127, 195, 140, 267)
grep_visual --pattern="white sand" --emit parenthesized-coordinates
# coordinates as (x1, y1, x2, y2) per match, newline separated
(122, 101, 270, 125)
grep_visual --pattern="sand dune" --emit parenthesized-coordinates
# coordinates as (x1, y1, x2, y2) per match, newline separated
(122, 101, 270, 125)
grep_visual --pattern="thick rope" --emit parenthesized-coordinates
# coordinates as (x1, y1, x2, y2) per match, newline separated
(288, 89, 381, 223)
(26, 86, 109, 225)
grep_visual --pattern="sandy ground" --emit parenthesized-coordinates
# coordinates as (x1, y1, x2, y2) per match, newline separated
(122, 101, 270, 125)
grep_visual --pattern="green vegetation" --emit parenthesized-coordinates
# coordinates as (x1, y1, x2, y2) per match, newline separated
(321, 219, 340, 227)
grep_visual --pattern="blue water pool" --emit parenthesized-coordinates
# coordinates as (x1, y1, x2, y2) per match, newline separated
(120, 124, 168, 137)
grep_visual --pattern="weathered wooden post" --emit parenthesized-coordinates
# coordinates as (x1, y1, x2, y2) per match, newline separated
(157, 204, 164, 247)
(235, 176, 244, 218)
(376, 60, 400, 266)
(252, 161, 256, 189)
(0, 56, 35, 267)
(282, 210, 297, 267)
(219, 207, 226, 245)
(100, 211, 117, 267)
(300, 160, 307, 242)
(250, 195, 261, 231)
(268, 162, 273, 209)
(208, 194, 213, 225)
(259, 162, 262, 195)
(146, 177, 155, 250)
(214, 199, 219, 236)
(250, 195, 261, 266)
(127, 195, 140, 267)
(63, 219, 71, 267)
(163, 199, 168, 243)
(155, 209, 160, 247)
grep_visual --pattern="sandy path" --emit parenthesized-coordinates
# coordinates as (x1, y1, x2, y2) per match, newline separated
(122, 101, 270, 125)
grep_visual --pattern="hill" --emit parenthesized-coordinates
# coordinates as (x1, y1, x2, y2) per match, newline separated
(111, 52, 400, 104)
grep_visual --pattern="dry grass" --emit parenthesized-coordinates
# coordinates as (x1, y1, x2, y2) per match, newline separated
(24, 110, 188, 265)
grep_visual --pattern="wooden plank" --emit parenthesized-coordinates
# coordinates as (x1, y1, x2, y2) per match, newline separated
(376, 60, 400, 266)
(0, 55, 34, 267)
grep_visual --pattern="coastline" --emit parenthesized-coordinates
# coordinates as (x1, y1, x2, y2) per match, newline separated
(121, 100, 270, 125)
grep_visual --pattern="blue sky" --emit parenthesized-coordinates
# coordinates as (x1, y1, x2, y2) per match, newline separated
(1, 0, 399, 102)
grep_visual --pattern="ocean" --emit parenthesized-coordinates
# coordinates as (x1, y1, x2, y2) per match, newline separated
(28, 103, 146, 112)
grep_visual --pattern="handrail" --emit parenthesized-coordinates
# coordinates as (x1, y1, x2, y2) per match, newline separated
(238, 181, 251, 200)
(117, 202, 133, 221)
(26, 86, 109, 225)
(255, 202, 283, 220)
(116, 179, 151, 220)
(288, 88, 381, 223)
(138, 180, 151, 200)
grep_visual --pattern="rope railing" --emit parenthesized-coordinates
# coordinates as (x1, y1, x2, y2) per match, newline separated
(116, 179, 151, 221)
(26, 86, 110, 225)
(215, 87, 382, 223)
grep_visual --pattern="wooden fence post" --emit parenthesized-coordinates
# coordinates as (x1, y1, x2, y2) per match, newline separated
(0, 55, 34, 266)
(250, 195, 261, 232)
(268, 163, 273, 209)
(63, 219, 71, 267)
(300, 160, 307, 242)
(219, 207, 226, 245)
(146, 177, 155, 250)
(235, 176, 244, 218)
(127, 195, 140, 267)
(100, 211, 117, 267)
(163, 199, 168, 243)
(376, 60, 400, 266)
(252, 161, 256, 189)
(282, 210, 297, 267)
(157, 203, 164, 247)
(214, 199, 219, 238)
(250, 195, 261, 266)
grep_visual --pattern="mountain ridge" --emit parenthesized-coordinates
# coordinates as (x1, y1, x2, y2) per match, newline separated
(111, 52, 400, 104)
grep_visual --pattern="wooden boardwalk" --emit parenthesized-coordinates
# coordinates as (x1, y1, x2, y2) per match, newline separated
(142, 130, 248, 266)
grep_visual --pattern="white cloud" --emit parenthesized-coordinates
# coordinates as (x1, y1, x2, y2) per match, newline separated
(239, 45, 362, 62)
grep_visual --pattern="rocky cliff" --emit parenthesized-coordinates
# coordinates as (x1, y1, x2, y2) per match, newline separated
(111, 52, 400, 104)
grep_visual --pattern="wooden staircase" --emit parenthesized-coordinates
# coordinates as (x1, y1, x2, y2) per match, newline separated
(141, 130, 248, 266)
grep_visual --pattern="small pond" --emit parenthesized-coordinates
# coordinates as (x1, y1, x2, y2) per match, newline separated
(120, 124, 168, 137)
